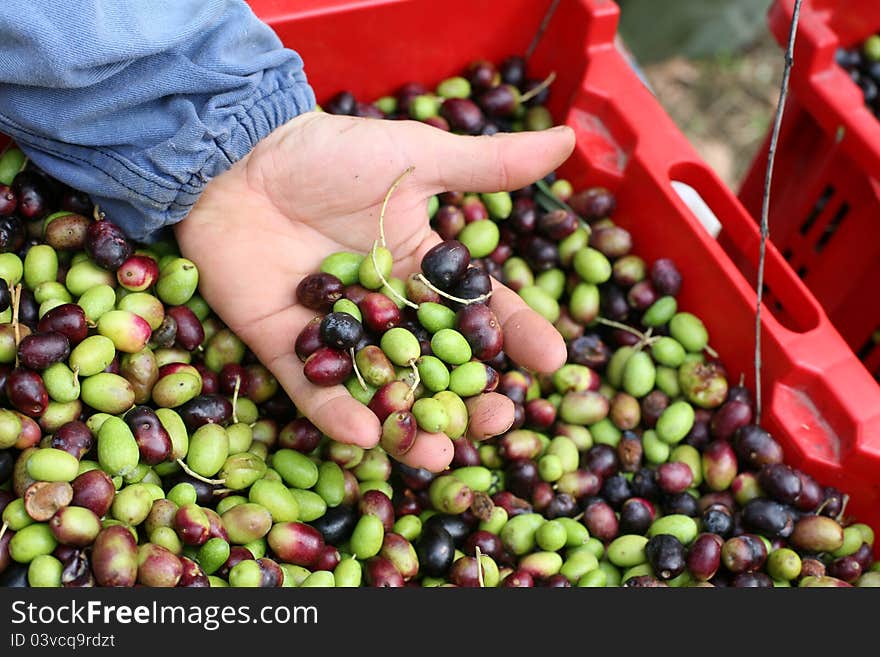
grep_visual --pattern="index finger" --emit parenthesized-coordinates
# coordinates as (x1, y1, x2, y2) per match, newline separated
(489, 279, 567, 373)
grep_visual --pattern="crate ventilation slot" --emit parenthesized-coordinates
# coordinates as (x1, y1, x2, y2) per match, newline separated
(814, 201, 849, 253)
(799, 184, 834, 236)
(856, 329, 880, 380)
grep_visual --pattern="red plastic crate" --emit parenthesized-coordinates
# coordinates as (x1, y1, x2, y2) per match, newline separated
(740, 0, 880, 380)
(247, 0, 880, 538)
(2, 0, 878, 543)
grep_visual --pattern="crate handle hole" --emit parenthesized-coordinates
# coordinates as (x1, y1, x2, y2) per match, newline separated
(670, 181, 721, 238)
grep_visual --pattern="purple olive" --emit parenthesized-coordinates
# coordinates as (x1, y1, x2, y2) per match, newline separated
(450, 267, 493, 309)
(499, 55, 527, 87)
(569, 187, 616, 223)
(359, 490, 395, 532)
(618, 497, 655, 535)
(37, 304, 88, 346)
(70, 469, 115, 518)
(721, 534, 767, 573)
(710, 400, 753, 440)
(440, 98, 484, 134)
(757, 463, 802, 506)
(0, 216, 25, 253)
(125, 406, 172, 465)
(176, 394, 233, 432)
(421, 240, 471, 290)
(733, 425, 784, 469)
(490, 491, 533, 518)
(646, 534, 686, 580)
(325, 91, 357, 115)
(267, 522, 325, 568)
(701, 503, 734, 538)
(741, 498, 795, 539)
(50, 421, 93, 459)
(178, 556, 210, 587)
(296, 273, 345, 311)
(794, 471, 824, 512)
(732, 572, 773, 588)
(6, 368, 48, 418)
(702, 440, 739, 492)
(303, 347, 352, 387)
(60, 549, 95, 588)
(585, 444, 619, 479)
(91, 525, 138, 587)
(0, 184, 17, 217)
(687, 533, 723, 581)
(657, 461, 694, 495)
(365, 555, 405, 587)
(582, 499, 618, 542)
(537, 210, 578, 241)
(85, 220, 132, 270)
(567, 334, 611, 370)
(650, 258, 682, 297)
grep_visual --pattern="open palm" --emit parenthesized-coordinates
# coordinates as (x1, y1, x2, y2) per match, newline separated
(175, 111, 575, 471)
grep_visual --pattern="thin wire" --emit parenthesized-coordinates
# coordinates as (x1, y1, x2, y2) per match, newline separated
(526, 0, 562, 60)
(755, 0, 803, 423)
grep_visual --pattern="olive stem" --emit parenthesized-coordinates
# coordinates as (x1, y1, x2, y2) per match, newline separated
(378, 166, 415, 249)
(212, 488, 235, 496)
(704, 344, 719, 359)
(175, 459, 226, 486)
(475, 545, 485, 588)
(519, 71, 557, 103)
(836, 494, 850, 524)
(813, 498, 831, 517)
(0, 521, 7, 544)
(406, 360, 421, 401)
(231, 376, 241, 424)
(93, 205, 104, 222)
(350, 347, 369, 392)
(370, 242, 419, 310)
(595, 317, 652, 343)
(414, 273, 492, 306)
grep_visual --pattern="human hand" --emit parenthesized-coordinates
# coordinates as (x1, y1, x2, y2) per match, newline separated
(174, 111, 575, 471)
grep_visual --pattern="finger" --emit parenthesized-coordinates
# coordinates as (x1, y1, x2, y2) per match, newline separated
(398, 431, 454, 472)
(489, 280, 567, 373)
(466, 393, 515, 441)
(406, 122, 575, 195)
(268, 352, 382, 448)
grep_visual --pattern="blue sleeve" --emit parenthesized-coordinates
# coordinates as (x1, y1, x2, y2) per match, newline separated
(0, 0, 316, 242)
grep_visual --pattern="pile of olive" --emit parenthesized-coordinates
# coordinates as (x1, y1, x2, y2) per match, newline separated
(836, 33, 880, 117)
(0, 49, 878, 588)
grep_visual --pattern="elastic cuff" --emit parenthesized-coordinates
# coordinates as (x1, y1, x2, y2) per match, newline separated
(9, 65, 315, 243)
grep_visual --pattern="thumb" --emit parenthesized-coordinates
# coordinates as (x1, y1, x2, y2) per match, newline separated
(408, 123, 576, 194)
